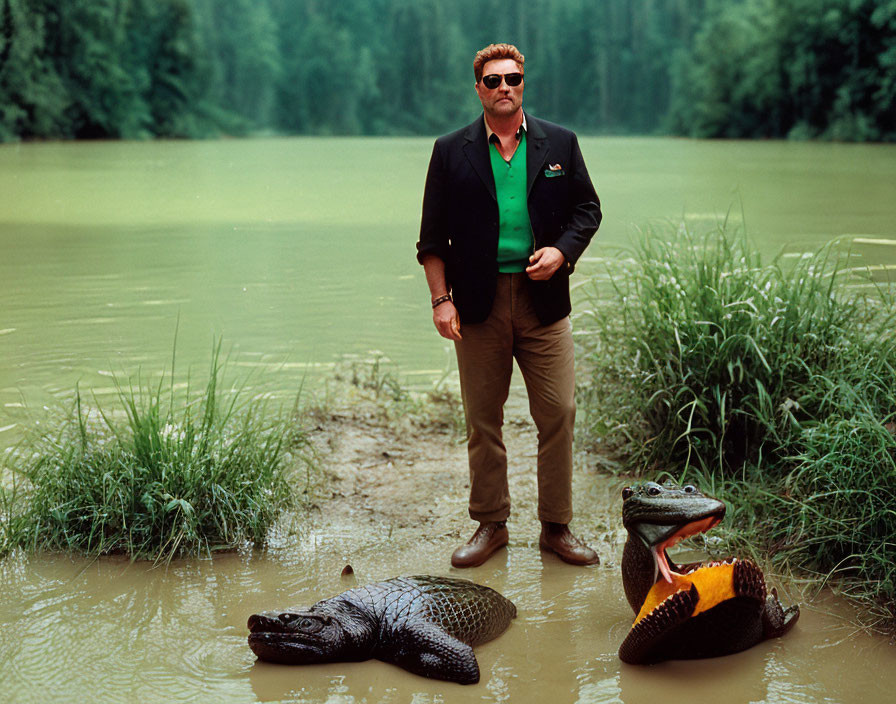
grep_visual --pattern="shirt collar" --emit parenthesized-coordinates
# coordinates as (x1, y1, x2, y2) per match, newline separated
(485, 113, 527, 144)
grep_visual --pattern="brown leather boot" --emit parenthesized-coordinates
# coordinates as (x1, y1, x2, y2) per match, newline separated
(451, 521, 509, 568)
(539, 521, 600, 566)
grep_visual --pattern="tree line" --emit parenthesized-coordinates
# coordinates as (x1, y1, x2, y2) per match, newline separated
(0, 0, 893, 142)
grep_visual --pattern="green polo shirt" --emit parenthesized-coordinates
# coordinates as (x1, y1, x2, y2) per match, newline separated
(489, 132, 534, 273)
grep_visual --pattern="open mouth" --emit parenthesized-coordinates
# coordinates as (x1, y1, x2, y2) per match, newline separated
(650, 515, 723, 583)
(633, 513, 749, 626)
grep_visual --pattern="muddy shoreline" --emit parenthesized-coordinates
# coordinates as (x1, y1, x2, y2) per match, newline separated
(302, 385, 624, 569)
(300, 381, 896, 641)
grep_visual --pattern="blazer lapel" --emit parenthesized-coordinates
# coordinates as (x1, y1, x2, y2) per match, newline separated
(525, 113, 549, 196)
(463, 117, 496, 201)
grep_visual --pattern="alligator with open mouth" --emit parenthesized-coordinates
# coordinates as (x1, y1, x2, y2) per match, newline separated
(619, 481, 799, 664)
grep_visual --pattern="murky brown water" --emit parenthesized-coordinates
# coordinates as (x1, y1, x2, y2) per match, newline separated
(2, 501, 893, 704)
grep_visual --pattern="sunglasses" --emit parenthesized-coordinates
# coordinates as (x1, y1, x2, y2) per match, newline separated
(481, 73, 523, 90)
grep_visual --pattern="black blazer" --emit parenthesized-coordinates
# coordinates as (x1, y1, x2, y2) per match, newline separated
(417, 112, 601, 325)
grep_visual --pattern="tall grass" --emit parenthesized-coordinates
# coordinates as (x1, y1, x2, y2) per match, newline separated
(577, 221, 896, 626)
(1, 343, 312, 561)
(326, 352, 466, 437)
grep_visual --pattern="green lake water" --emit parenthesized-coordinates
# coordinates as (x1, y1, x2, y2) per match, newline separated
(2, 136, 895, 431)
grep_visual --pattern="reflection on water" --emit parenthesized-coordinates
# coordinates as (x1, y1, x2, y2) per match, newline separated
(2, 138, 896, 425)
(1, 510, 893, 704)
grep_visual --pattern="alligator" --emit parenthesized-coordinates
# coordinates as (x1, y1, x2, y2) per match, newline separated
(619, 481, 799, 664)
(248, 575, 516, 684)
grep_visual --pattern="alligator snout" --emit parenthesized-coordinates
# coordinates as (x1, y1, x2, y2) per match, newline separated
(248, 611, 298, 633)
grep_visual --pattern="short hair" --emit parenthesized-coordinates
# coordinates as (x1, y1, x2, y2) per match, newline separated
(473, 43, 525, 83)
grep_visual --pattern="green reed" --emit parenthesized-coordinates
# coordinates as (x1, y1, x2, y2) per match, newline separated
(577, 221, 896, 625)
(1, 342, 312, 561)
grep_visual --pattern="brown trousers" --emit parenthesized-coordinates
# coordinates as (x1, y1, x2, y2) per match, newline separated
(454, 272, 576, 524)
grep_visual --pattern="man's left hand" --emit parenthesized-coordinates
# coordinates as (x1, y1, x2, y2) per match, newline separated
(526, 247, 566, 280)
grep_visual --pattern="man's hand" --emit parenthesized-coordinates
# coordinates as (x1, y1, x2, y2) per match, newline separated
(526, 246, 566, 280)
(433, 300, 462, 341)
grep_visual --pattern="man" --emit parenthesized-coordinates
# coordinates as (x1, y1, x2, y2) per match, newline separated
(416, 43, 602, 568)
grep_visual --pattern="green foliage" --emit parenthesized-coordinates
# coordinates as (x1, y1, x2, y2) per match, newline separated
(0, 0, 892, 140)
(782, 417, 896, 588)
(206, 0, 280, 129)
(1, 344, 312, 561)
(142, 0, 216, 138)
(0, 0, 70, 139)
(329, 353, 466, 436)
(577, 222, 896, 619)
(671, 0, 896, 141)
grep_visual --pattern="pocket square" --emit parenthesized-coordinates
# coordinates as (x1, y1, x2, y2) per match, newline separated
(544, 163, 565, 178)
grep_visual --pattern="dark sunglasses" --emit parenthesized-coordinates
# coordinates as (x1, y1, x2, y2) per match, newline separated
(481, 73, 523, 89)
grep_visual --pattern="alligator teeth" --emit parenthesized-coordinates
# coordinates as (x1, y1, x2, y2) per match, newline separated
(635, 559, 742, 629)
(658, 590, 682, 608)
(685, 557, 738, 575)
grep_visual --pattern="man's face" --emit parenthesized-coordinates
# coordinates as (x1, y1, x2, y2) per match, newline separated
(475, 58, 524, 118)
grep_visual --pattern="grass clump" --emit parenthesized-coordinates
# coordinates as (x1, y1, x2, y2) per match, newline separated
(325, 352, 465, 437)
(576, 221, 896, 627)
(1, 344, 312, 561)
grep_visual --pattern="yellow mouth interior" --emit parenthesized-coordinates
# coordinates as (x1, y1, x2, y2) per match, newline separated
(634, 561, 737, 626)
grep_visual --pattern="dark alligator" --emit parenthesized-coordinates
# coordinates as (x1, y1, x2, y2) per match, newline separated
(619, 481, 799, 664)
(248, 575, 516, 684)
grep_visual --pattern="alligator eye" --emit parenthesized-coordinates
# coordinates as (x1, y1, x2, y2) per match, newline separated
(300, 618, 314, 630)
(646, 483, 662, 496)
(683, 484, 697, 493)
(622, 487, 633, 500)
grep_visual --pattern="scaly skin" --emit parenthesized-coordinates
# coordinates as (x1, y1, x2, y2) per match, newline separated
(248, 575, 516, 684)
(619, 481, 799, 664)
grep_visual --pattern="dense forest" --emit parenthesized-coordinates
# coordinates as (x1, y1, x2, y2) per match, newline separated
(0, 0, 894, 141)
